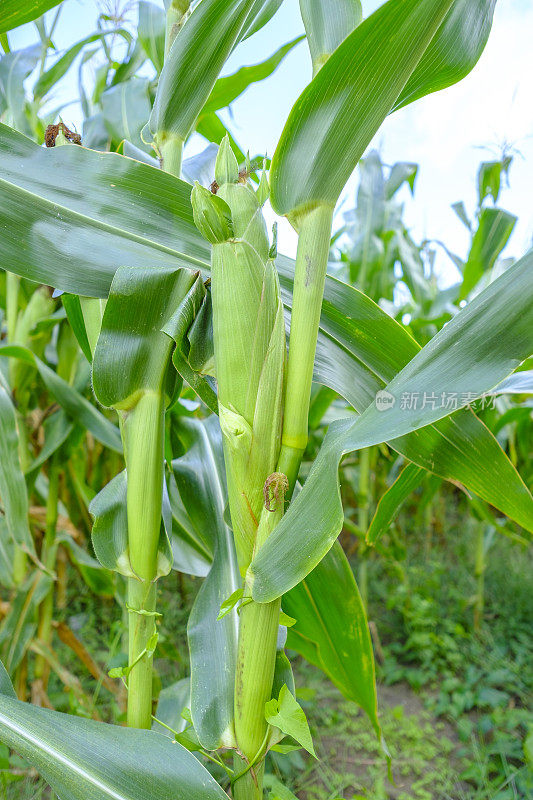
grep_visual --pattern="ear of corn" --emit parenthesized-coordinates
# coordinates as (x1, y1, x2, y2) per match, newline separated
(192, 136, 285, 570)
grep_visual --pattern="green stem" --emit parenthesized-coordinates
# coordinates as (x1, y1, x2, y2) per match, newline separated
(233, 505, 283, 800)
(122, 391, 165, 729)
(34, 456, 60, 683)
(159, 135, 184, 178)
(127, 580, 157, 729)
(278, 204, 334, 493)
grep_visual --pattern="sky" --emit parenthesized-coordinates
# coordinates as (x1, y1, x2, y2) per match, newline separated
(7, 0, 533, 284)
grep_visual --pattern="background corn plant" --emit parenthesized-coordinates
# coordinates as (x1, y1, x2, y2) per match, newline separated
(0, 1, 531, 799)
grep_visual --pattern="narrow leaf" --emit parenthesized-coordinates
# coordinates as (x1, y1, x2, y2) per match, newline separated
(0, 386, 33, 551)
(366, 463, 425, 545)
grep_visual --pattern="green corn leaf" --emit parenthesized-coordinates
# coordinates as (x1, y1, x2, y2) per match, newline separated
(201, 36, 304, 115)
(0, 45, 41, 133)
(138, 0, 166, 73)
(276, 254, 533, 536)
(150, 0, 256, 144)
(250, 251, 533, 602)
(101, 77, 152, 153)
(62, 295, 93, 363)
(265, 684, 316, 758)
(270, 0, 494, 217)
(366, 463, 426, 545)
(0, 345, 122, 453)
(0, 676, 229, 800)
(0, 661, 15, 699)
(0, 124, 529, 533)
(195, 112, 247, 165)
(477, 156, 512, 206)
(174, 416, 240, 750)
(460, 208, 517, 299)
(299, 0, 362, 73)
(0, 386, 33, 552)
(0, 123, 209, 297)
(0, 574, 52, 672)
(57, 535, 115, 597)
(0, 519, 15, 588)
(153, 677, 190, 736)
(392, 0, 497, 112)
(34, 30, 130, 100)
(284, 542, 379, 736)
(26, 410, 74, 475)
(92, 265, 197, 409)
(89, 470, 132, 577)
(241, 0, 285, 40)
(0, 1, 63, 34)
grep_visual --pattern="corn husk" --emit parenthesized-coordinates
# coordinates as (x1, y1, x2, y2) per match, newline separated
(192, 137, 285, 569)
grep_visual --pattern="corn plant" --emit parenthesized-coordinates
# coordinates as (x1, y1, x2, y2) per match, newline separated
(0, 1, 532, 799)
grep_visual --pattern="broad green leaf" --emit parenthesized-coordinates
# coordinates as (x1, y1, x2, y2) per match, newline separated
(271, 0, 495, 217)
(138, 1, 166, 73)
(162, 272, 218, 414)
(460, 208, 516, 299)
(0, 123, 209, 297)
(0, 386, 33, 551)
(0, 684, 229, 800)
(366, 463, 425, 544)
(299, 0, 362, 73)
(250, 251, 533, 601)
(265, 684, 316, 757)
(392, 0, 497, 112)
(174, 417, 240, 750)
(201, 37, 304, 115)
(89, 470, 132, 577)
(270, 0, 455, 216)
(0, 124, 529, 532)
(92, 265, 196, 408)
(285, 542, 380, 736)
(277, 255, 533, 535)
(101, 77, 152, 153)
(0, 1, 63, 34)
(150, 0, 255, 143)
(0, 345, 122, 453)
